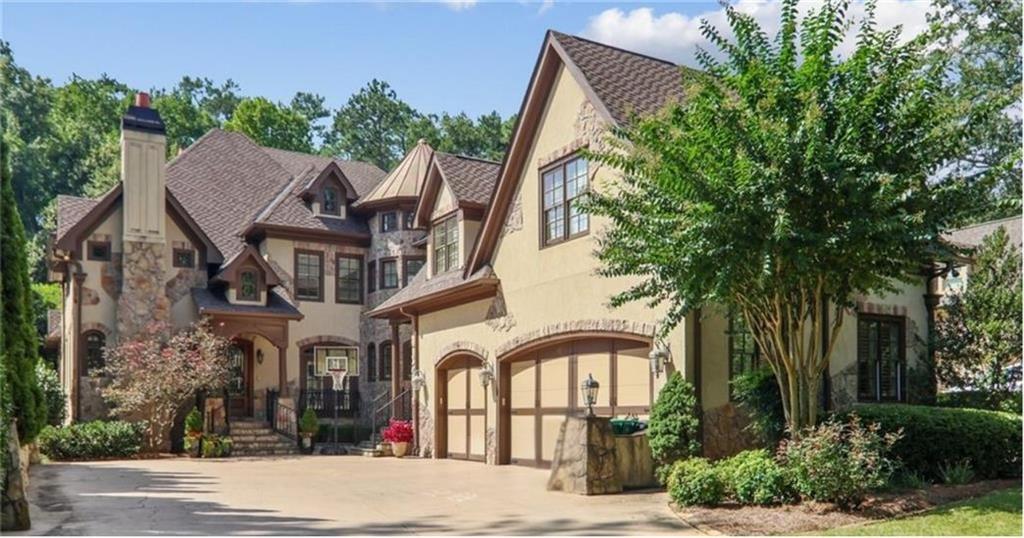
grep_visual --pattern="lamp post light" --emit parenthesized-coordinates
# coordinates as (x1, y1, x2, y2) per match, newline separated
(581, 373, 600, 417)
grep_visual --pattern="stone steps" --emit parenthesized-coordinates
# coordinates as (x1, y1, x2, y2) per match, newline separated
(229, 421, 300, 457)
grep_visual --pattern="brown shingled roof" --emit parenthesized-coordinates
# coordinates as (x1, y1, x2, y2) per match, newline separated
(549, 31, 692, 124)
(56, 195, 100, 243)
(944, 216, 1022, 250)
(433, 152, 501, 207)
(259, 146, 386, 199)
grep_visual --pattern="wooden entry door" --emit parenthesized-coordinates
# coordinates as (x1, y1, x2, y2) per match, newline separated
(438, 359, 487, 461)
(227, 340, 254, 418)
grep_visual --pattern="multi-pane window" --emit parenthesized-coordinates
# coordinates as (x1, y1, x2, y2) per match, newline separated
(857, 315, 906, 402)
(322, 187, 340, 216)
(380, 212, 399, 233)
(84, 331, 105, 375)
(173, 248, 195, 268)
(379, 341, 392, 381)
(335, 255, 362, 304)
(366, 344, 377, 382)
(404, 257, 425, 286)
(380, 259, 399, 289)
(403, 211, 416, 230)
(295, 251, 323, 301)
(87, 240, 111, 261)
(432, 216, 459, 274)
(727, 312, 759, 398)
(227, 344, 245, 394)
(542, 156, 589, 245)
(238, 269, 259, 301)
(305, 360, 322, 391)
(367, 261, 377, 293)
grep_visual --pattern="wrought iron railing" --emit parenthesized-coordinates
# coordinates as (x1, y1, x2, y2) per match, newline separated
(370, 388, 412, 444)
(298, 388, 360, 419)
(266, 389, 297, 443)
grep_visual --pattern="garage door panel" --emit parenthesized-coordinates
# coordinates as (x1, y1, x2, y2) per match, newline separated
(469, 371, 486, 409)
(541, 414, 567, 463)
(617, 342, 652, 408)
(448, 414, 467, 456)
(576, 340, 612, 408)
(539, 356, 570, 408)
(469, 415, 486, 457)
(510, 415, 535, 461)
(447, 369, 468, 410)
(510, 361, 536, 408)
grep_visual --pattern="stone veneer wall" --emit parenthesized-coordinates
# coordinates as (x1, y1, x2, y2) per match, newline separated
(702, 402, 761, 460)
(117, 240, 170, 336)
(358, 210, 426, 426)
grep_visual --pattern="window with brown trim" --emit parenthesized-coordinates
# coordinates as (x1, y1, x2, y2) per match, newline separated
(380, 211, 399, 233)
(238, 269, 259, 301)
(380, 259, 398, 289)
(83, 331, 106, 375)
(541, 155, 589, 246)
(403, 257, 425, 287)
(87, 240, 111, 261)
(857, 314, 906, 402)
(379, 341, 392, 381)
(727, 312, 760, 399)
(432, 216, 459, 274)
(295, 250, 324, 301)
(322, 186, 341, 216)
(367, 260, 377, 293)
(172, 248, 195, 268)
(335, 254, 362, 304)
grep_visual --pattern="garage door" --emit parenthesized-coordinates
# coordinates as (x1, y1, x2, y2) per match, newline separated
(440, 359, 487, 461)
(502, 338, 651, 468)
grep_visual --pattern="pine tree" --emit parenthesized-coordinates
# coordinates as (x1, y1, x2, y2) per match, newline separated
(1, 134, 47, 444)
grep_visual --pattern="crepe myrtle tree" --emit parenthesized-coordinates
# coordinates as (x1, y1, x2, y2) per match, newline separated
(102, 320, 230, 452)
(581, 0, 976, 434)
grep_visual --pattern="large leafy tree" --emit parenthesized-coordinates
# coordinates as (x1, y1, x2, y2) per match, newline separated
(326, 79, 418, 170)
(224, 97, 313, 153)
(583, 0, 973, 433)
(935, 228, 1022, 406)
(0, 135, 47, 445)
(929, 0, 1022, 220)
(152, 76, 241, 156)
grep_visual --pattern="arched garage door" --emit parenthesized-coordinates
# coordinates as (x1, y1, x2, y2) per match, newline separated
(436, 355, 487, 462)
(498, 337, 652, 468)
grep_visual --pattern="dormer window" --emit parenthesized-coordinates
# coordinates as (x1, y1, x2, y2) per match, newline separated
(238, 269, 259, 301)
(380, 212, 399, 233)
(322, 187, 341, 216)
(432, 216, 459, 274)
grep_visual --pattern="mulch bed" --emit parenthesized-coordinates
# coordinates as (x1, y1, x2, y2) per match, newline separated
(673, 478, 1020, 535)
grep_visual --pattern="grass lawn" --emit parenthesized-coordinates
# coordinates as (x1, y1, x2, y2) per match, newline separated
(824, 488, 1022, 536)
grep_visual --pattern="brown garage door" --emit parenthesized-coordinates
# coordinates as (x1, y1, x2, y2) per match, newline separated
(501, 338, 651, 468)
(438, 358, 487, 461)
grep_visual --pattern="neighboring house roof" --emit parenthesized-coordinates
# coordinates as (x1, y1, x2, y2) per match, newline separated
(368, 265, 500, 319)
(465, 30, 696, 277)
(355, 139, 433, 208)
(56, 194, 100, 243)
(192, 287, 303, 320)
(943, 216, 1022, 251)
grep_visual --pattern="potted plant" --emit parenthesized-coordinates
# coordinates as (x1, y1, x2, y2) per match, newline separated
(299, 407, 319, 453)
(201, 434, 221, 458)
(184, 406, 203, 458)
(382, 419, 413, 458)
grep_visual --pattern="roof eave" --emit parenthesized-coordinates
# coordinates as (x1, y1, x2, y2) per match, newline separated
(367, 277, 500, 319)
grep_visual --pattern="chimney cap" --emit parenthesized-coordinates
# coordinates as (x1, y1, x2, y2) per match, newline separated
(135, 92, 151, 108)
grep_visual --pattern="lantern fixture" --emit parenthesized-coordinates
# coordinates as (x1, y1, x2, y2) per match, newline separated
(256, 349, 264, 365)
(478, 360, 495, 388)
(649, 340, 671, 378)
(411, 368, 426, 392)
(580, 373, 600, 416)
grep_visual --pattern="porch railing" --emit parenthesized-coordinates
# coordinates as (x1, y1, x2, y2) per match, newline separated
(298, 388, 360, 419)
(370, 388, 412, 444)
(266, 389, 297, 443)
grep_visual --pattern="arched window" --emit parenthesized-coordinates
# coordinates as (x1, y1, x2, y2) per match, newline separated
(83, 331, 106, 376)
(366, 344, 377, 382)
(379, 341, 392, 381)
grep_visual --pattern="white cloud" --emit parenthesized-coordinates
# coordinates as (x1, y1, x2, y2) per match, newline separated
(538, 0, 555, 15)
(583, 1, 932, 66)
(442, 0, 478, 11)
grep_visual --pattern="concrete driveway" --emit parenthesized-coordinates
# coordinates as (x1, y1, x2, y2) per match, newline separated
(15, 456, 694, 535)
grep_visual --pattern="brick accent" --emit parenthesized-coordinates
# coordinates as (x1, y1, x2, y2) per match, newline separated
(80, 322, 112, 336)
(296, 334, 360, 348)
(495, 319, 655, 359)
(434, 341, 490, 366)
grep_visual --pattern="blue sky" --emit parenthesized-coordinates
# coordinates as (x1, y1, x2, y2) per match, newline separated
(1, 2, 723, 118)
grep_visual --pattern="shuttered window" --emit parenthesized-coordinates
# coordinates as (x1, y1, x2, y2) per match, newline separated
(857, 315, 906, 402)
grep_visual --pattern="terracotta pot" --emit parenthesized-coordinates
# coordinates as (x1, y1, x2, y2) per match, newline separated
(392, 441, 409, 458)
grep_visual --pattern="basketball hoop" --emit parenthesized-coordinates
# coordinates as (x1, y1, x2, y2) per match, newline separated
(328, 368, 348, 391)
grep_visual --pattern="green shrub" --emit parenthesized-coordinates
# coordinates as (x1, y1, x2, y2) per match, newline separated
(939, 460, 975, 485)
(201, 435, 221, 458)
(731, 367, 785, 445)
(37, 421, 144, 460)
(649, 372, 700, 481)
(851, 403, 1022, 480)
(666, 458, 725, 506)
(184, 407, 203, 435)
(718, 449, 795, 505)
(299, 407, 319, 435)
(936, 390, 1021, 414)
(780, 414, 900, 509)
(35, 360, 66, 426)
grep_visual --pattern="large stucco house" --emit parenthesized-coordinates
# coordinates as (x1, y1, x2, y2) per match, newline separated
(52, 31, 940, 461)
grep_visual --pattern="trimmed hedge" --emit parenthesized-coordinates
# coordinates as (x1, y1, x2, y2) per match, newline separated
(851, 404, 1022, 480)
(38, 421, 144, 460)
(717, 449, 795, 505)
(666, 457, 726, 506)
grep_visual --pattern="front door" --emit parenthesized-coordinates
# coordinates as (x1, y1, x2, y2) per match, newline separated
(227, 340, 254, 418)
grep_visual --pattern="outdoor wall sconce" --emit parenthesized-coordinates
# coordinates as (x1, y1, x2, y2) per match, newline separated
(581, 373, 600, 416)
(256, 349, 264, 365)
(478, 360, 495, 388)
(648, 340, 672, 379)
(411, 368, 426, 392)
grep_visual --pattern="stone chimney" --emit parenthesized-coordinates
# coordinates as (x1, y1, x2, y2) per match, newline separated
(117, 92, 171, 337)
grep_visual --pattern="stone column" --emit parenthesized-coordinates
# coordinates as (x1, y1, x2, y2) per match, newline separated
(390, 321, 401, 418)
(117, 240, 170, 337)
(547, 416, 622, 495)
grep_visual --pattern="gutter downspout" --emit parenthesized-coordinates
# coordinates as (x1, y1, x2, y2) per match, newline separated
(399, 307, 419, 453)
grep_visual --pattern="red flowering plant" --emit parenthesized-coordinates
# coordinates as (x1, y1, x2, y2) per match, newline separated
(381, 419, 413, 444)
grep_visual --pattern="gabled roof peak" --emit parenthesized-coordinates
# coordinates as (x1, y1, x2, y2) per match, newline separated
(355, 140, 434, 208)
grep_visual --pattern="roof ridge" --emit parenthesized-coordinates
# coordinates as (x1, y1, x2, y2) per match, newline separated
(166, 128, 227, 170)
(953, 215, 1022, 231)
(436, 151, 502, 165)
(252, 172, 304, 225)
(549, 29, 679, 68)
